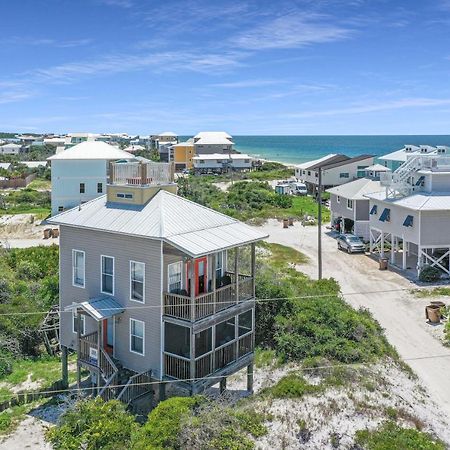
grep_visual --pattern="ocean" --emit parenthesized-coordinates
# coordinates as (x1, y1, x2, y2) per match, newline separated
(204, 135, 450, 165)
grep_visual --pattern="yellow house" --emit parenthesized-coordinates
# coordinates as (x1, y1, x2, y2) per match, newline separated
(172, 142, 194, 171)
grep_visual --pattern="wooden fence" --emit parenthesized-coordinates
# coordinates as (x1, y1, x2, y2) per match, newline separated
(0, 173, 36, 189)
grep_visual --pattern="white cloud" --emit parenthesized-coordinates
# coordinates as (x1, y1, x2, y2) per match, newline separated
(212, 79, 285, 88)
(0, 37, 92, 48)
(98, 0, 133, 8)
(232, 13, 352, 50)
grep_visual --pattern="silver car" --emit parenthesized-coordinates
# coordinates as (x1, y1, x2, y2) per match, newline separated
(337, 234, 365, 253)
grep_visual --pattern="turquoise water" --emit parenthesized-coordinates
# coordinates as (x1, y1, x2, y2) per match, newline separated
(222, 136, 450, 165)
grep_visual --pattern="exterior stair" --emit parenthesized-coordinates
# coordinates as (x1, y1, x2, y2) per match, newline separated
(380, 155, 424, 197)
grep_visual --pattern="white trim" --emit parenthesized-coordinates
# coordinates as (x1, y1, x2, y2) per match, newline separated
(72, 249, 85, 288)
(129, 318, 145, 356)
(347, 199, 353, 210)
(167, 260, 183, 292)
(72, 310, 85, 334)
(160, 241, 164, 380)
(130, 260, 145, 303)
(100, 255, 115, 296)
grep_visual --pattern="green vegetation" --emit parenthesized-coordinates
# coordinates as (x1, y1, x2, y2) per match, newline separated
(46, 398, 139, 450)
(178, 176, 327, 222)
(0, 403, 31, 435)
(27, 178, 51, 190)
(262, 373, 319, 398)
(355, 421, 445, 450)
(0, 188, 50, 216)
(419, 265, 442, 282)
(412, 287, 450, 298)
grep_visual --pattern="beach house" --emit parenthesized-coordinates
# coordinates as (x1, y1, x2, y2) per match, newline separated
(327, 165, 388, 240)
(366, 153, 450, 277)
(0, 143, 24, 155)
(193, 153, 253, 174)
(193, 132, 234, 155)
(47, 141, 134, 215)
(379, 145, 449, 171)
(171, 141, 195, 171)
(295, 154, 374, 194)
(48, 160, 267, 404)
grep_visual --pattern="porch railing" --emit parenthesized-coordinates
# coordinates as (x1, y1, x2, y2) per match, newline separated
(117, 369, 153, 405)
(110, 161, 174, 186)
(163, 274, 254, 321)
(163, 333, 254, 382)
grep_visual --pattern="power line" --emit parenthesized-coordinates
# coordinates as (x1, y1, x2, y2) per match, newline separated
(0, 287, 415, 317)
(1, 352, 450, 401)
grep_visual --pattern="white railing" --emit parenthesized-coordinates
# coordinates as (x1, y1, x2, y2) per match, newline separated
(111, 161, 174, 186)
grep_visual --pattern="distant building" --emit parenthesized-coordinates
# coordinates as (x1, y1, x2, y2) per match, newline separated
(171, 141, 195, 171)
(0, 143, 24, 155)
(295, 154, 374, 194)
(124, 145, 146, 153)
(193, 153, 253, 174)
(193, 132, 234, 155)
(47, 141, 134, 215)
(379, 145, 449, 171)
(21, 161, 48, 169)
(0, 163, 12, 171)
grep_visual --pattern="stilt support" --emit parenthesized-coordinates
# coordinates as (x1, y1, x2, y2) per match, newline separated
(247, 363, 254, 394)
(61, 345, 68, 389)
(219, 377, 227, 394)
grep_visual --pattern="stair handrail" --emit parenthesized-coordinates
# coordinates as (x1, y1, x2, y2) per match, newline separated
(99, 346, 118, 380)
(117, 369, 152, 405)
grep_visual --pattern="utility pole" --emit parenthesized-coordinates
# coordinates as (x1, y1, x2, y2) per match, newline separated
(318, 167, 323, 280)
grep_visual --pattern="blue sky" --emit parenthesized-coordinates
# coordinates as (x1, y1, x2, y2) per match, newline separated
(1, 0, 450, 135)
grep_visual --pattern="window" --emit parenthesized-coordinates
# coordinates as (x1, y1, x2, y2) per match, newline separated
(315, 172, 318, 178)
(370, 205, 377, 215)
(72, 312, 85, 335)
(238, 310, 252, 337)
(130, 261, 145, 302)
(244, 159, 250, 163)
(403, 215, 414, 227)
(216, 251, 225, 283)
(130, 319, 144, 355)
(117, 193, 133, 199)
(101, 256, 114, 295)
(58, 206, 64, 212)
(164, 322, 190, 358)
(168, 261, 183, 293)
(340, 173, 350, 179)
(215, 317, 235, 347)
(307, 171, 311, 176)
(72, 250, 85, 288)
(195, 328, 212, 357)
(379, 208, 391, 222)
(79, 183, 85, 194)
(337, 196, 340, 203)
(97, 182, 103, 193)
(200, 160, 205, 164)
(347, 199, 353, 209)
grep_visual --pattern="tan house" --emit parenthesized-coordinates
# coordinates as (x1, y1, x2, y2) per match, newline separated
(49, 161, 267, 406)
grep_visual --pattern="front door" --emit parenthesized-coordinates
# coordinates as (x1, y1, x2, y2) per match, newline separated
(187, 257, 208, 296)
(102, 318, 114, 355)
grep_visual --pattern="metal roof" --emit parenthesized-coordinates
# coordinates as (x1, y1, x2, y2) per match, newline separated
(49, 190, 268, 257)
(366, 191, 450, 211)
(295, 154, 339, 170)
(65, 296, 124, 321)
(317, 154, 374, 171)
(47, 141, 134, 160)
(327, 178, 384, 200)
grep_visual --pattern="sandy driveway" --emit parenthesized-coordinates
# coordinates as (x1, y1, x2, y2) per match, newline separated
(259, 219, 450, 423)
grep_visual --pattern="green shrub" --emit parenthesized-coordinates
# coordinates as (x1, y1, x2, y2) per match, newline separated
(262, 374, 319, 398)
(355, 421, 445, 450)
(419, 265, 442, 282)
(46, 398, 138, 450)
(133, 396, 203, 450)
(16, 260, 42, 280)
(0, 351, 13, 378)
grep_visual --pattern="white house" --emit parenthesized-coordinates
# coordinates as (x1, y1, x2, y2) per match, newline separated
(366, 153, 450, 277)
(0, 143, 23, 155)
(193, 132, 234, 155)
(47, 141, 134, 215)
(193, 153, 253, 174)
(295, 154, 374, 194)
(21, 161, 48, 169)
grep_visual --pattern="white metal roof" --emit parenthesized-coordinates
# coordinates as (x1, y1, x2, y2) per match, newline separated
(327, 178, 384, 200)
(0, 143, 21, 148)
(194, 131, 232, 140)
(195, 136, 234, 146)
(65, 296, 124, 320)
(379, 146, 441, 162)
(21, 161, 47, 168)
(366, 191, 450, 211)
(365, 164, 390, 172)
(49, 190, 268, 257)
(47, 141, 134, 161)
(295, 154, 338, 170)
(158, 131, 177, 137)
(0, 163, 12, 170)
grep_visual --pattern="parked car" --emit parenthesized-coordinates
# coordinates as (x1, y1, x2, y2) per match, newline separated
(337, 234, 365, 253)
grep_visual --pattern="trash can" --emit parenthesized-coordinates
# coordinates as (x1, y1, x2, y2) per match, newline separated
(430, 301, 446, 319)
(52, 228, 60, 238)
(283, 219, 289, 229)
(379, 257, 388, 270)
(288, 217, 294, 226)
(425, 304, 441, 324)
(43, 228, 52, 239)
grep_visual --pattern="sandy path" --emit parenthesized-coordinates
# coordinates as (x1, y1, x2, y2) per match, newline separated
(258, 219, 450, 422)
(0, 417, 51, 450)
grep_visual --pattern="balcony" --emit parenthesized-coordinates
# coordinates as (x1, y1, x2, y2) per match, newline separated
(163, 272, 254, 321)
(109, 161, 174, 186)
(164, 332, 254, 382)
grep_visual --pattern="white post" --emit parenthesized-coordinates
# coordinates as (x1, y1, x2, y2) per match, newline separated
(380, 232, 385, 258)
(417, 246, 422, 276)
(402, 238, 407, 270)
(369, 230, 373, 253)
(390, 235, 396, 264)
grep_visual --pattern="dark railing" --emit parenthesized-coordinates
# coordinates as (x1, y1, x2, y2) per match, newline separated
(164, 353, 190, 380)
(163, 274, 253, 321)
(117, 369, 153, 405)
(214, 341, 236, 372)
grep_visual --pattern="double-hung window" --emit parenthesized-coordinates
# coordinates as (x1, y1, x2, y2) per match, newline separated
(72, 250, 85, 288)
(168, 261, 183, 293)
(347, 199, 353, 209)
(101, 256, 114, 295)
(130, 261, 145, 302)
(72, 312, 85, 335)
(97, 182, 103, 193)
(130, 319, 144, 355)
(80, 183, 85, 194)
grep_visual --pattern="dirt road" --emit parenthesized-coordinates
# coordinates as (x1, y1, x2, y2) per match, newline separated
(259, 219, 450, 422)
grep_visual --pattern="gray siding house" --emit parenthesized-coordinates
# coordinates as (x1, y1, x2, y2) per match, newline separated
(49, 161, 267, 405)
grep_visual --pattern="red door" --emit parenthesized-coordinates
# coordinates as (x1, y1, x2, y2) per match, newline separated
(102, 319, 114, 355)
(187, 257, 208, 296)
